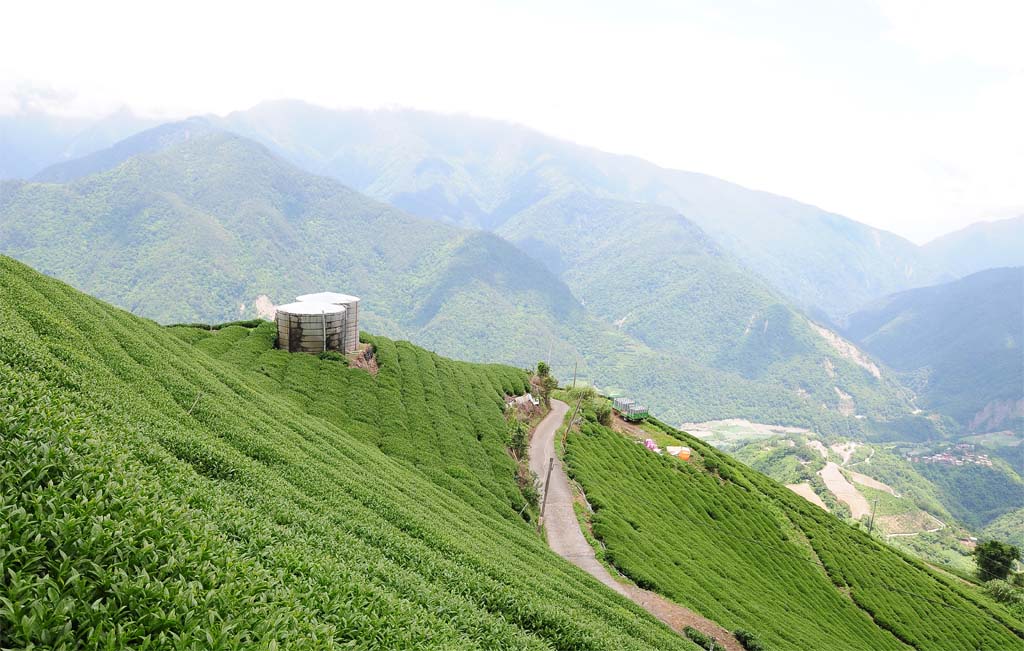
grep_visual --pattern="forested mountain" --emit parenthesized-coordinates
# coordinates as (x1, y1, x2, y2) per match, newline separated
(0, 128, 580, 360)
(215, 100, 943, 318)
(845, 267, 1024, 432)
(497, 191, 911, 420)
(1, 125, 917, 433)
(0, 108, 155, 179)
(923, 216, 1024, 278)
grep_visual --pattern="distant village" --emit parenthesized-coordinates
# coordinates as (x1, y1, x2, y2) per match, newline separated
(905, 443, 993, 467)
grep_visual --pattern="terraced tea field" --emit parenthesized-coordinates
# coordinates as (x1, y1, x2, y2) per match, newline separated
(0, 255, 698, 650)
(565, 416, 1024, 651)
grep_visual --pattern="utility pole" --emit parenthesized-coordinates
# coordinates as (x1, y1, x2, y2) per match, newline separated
(537, 456, 554, 532)
(571, 357, 578, 390)
(867, 497, 879, 535)
(561, 393, 586, 453)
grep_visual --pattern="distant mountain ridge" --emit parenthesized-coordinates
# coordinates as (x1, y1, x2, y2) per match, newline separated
(2, 124, 917, 433)
(20, 101, 1022, 320)
(922, 216, 1024, 278)
(214, 100, 948, 319)
(0, 108, 157, 179)
(845, 267, 1024, 433)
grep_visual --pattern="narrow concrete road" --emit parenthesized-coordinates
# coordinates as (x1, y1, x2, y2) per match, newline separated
(530, 400, 742, 651)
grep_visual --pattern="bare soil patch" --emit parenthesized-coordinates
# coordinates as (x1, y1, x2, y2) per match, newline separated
(819, 461, 870, 519)
(787, 482, 830, 511)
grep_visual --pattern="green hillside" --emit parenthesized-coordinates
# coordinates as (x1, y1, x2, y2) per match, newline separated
(0, 126, 919, 434)
(984, 508, 1024, 549)
(917, 461, 1024, 531)
(563, 410, 1024, 651)
(844, 267, 1024, 432)
(498, 192, 913, 422)
(0, 255, 698, 650)
(217, 100, 943, 318)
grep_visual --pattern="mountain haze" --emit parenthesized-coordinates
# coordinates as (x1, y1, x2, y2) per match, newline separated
(0, 108, 156, 179)
(217, 100, 944, 318)
(922, 216, 1024, 278)
(845, 267, 1024, 433)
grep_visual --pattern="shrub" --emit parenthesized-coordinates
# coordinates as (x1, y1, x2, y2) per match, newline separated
(683, 626, 725, 651)
(734, 628, 769, 651)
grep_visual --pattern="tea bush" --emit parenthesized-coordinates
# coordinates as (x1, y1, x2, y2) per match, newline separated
(565, 416, 1024, 651)
(0, 256, 699, 651)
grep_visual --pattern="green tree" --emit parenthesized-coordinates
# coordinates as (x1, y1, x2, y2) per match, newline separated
(539, 375, 558, 408)
(536, 361, 550, 378)
(507, 417, 528, 461)
(974, 540, 1021, 581)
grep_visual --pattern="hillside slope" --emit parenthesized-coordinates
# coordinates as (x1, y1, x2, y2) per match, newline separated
(498, 192, 912, 422)
(218, 100, 941, 318)
(563, 406, 1024, 651)
(922, 216, 1024, 278)
(1, 126, 916, 433)
(844, 268, 1024, 432)
(0, 255, 698, 650)
(0, 128, 582, 367)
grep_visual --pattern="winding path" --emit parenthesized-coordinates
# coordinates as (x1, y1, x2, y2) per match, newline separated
(530, 400, 742, 651)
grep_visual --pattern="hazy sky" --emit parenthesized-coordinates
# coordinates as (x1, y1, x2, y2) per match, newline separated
(2, 0, 1021, 242)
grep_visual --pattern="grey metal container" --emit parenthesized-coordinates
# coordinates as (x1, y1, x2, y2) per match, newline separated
(275, 301, 347, 354)
(296, 292, 361, 353)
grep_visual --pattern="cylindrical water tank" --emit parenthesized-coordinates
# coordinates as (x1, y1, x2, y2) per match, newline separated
(296, 292, 361, 353)
(275, 301, 347, 353)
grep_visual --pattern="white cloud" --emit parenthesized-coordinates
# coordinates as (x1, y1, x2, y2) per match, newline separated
(0, 0, 1021, 242)
(876, 0, 1024, 69)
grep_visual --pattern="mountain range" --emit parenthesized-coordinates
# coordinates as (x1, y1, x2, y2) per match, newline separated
(845, 267, 1023, 434)
(2, 100, 1023, 648)
(0, 102, 1020, 439)
(1, 120, 923, 435)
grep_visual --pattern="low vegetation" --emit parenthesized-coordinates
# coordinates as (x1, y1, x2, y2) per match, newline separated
(0, 255, 699, 650)
(564, 405, 1024, 651)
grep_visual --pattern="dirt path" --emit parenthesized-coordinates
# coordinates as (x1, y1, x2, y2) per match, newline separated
(530, 401, 742, 651)
(807, 440, 828, 459)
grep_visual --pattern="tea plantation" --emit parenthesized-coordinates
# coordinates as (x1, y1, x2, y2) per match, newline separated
(565, 417, 1024, 651)
(0, 256, 699, 650)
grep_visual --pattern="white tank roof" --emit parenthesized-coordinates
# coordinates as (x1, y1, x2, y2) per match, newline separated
(275, 301, 347, 316)
(296, 292, 360, 304)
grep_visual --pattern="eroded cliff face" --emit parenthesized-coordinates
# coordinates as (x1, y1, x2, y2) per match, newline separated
(969, 398, 1024, 433)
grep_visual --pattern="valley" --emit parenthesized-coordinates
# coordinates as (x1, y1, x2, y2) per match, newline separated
(0, 102, 1020, 651)
(3, 7, 1023, 650)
